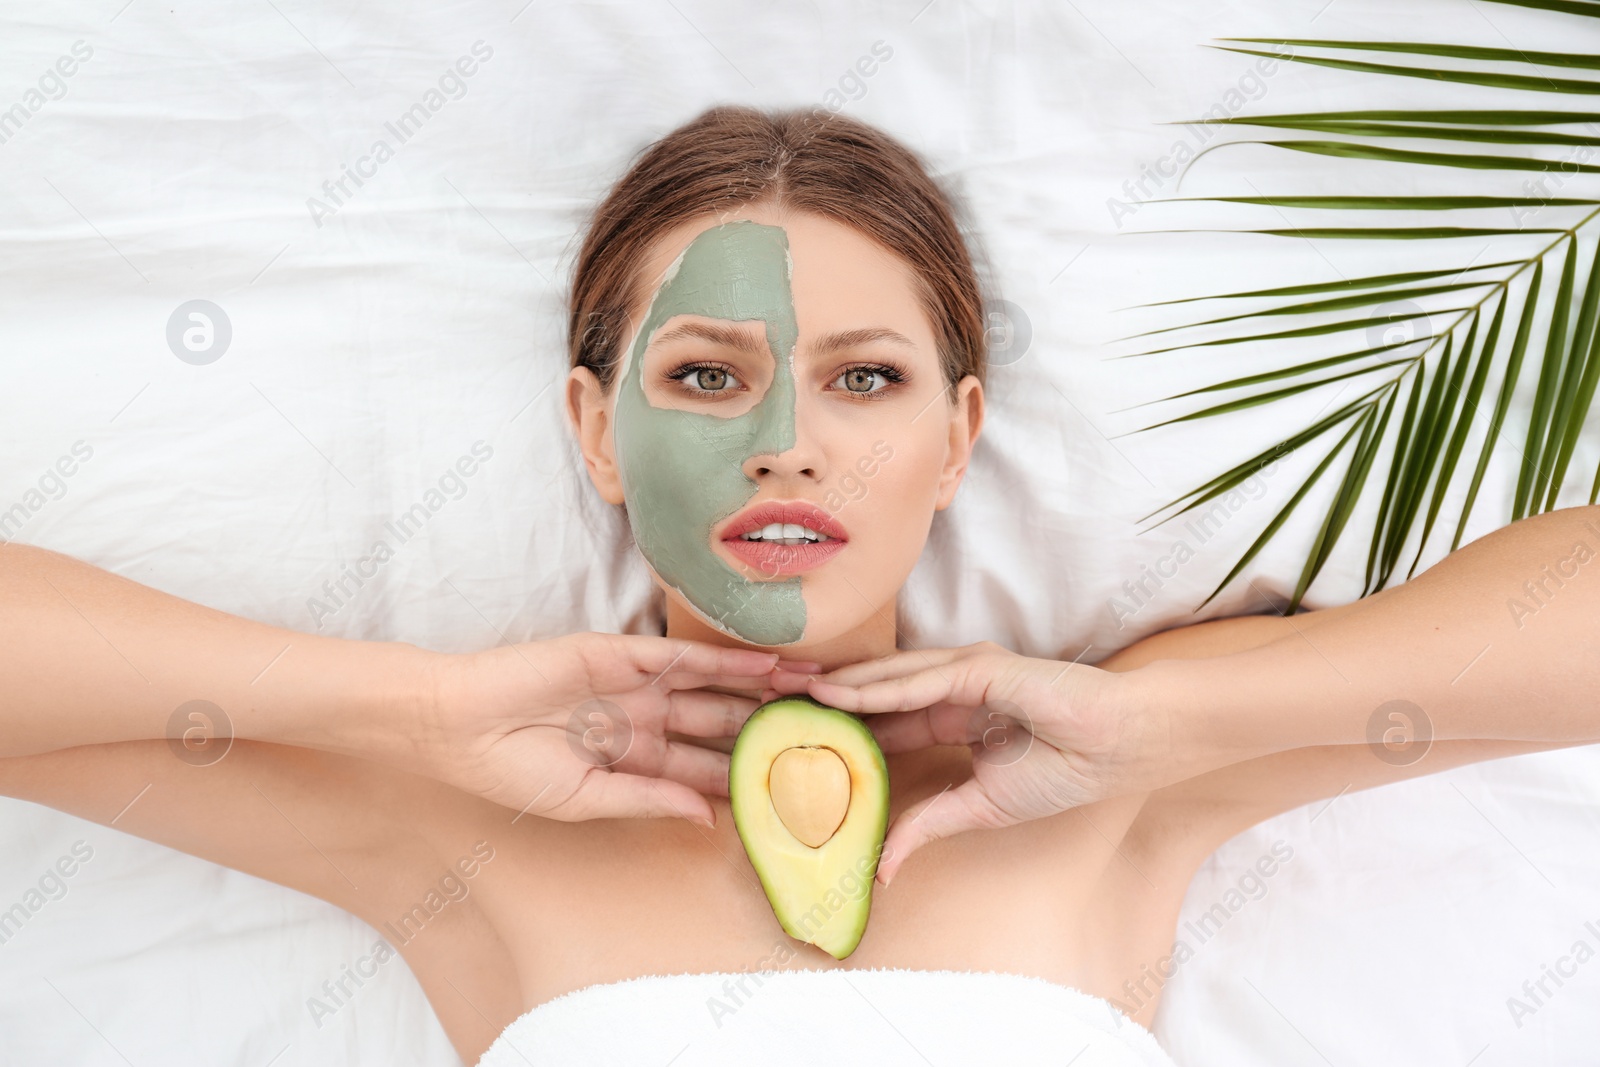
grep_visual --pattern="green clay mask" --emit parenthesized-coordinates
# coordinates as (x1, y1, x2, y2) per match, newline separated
(612, 220, 806, 645)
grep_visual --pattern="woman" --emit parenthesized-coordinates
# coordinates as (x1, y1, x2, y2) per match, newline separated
(2, 105, 1596, 1066)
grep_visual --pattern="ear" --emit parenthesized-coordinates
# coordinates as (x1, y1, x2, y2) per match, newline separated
(566, 365, 626, 506)
(934, 374, 984, 511)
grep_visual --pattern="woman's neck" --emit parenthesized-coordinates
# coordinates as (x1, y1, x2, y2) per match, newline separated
(663, 592, 900, 684)
(660, 588, 969, 791)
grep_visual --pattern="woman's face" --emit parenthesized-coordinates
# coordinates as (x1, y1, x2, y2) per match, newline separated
(568, 203, 982, 657)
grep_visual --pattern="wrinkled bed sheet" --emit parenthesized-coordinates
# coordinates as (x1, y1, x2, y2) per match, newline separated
(2, 0, 1598, 1063)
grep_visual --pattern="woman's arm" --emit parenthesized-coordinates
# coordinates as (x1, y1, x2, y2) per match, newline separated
(796, 505, 1600, 881)
(0, 541, 786, 820)
(1129, 503, 1600, 783)
(1098, 609, 1590, 861)
(0, 542, 425, 763)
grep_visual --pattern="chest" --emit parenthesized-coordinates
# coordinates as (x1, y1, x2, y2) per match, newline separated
(473, 752, 1173, 1012)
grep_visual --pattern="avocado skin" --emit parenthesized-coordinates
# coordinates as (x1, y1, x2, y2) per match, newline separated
(728, 697, 889, 960)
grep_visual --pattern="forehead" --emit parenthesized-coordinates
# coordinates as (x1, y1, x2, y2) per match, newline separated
(650, 220, 795, 321)
(624, 208, 927, 349)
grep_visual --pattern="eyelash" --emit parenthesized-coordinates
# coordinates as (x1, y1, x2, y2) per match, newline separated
(666, 361, 909, 401)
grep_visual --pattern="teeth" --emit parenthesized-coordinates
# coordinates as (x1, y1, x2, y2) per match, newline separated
(741, 521, 832, 545)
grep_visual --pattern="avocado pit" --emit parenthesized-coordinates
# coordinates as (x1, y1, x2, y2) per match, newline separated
(767, 745, 851, 848)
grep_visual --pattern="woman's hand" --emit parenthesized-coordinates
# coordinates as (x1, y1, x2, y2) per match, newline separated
(411, 632, 818, 828)
(771, 642, 1168, 885)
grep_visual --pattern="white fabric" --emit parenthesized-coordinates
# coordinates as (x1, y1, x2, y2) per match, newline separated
(473, 969, 1178, 1067)
(3, 1, 1600, 1065)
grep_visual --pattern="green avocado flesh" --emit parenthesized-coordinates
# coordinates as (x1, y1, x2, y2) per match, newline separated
(729, 696, 890, 960)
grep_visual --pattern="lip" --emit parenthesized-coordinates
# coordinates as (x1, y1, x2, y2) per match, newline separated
(719, 500, 849, 542)
(718, 499, 849, 577)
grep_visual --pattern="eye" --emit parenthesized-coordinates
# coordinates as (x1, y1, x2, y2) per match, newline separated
(832, 363, 907, 399)
(668, 361, 742, 397)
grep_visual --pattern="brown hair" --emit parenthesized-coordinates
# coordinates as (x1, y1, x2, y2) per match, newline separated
(567, 105, 987, 397)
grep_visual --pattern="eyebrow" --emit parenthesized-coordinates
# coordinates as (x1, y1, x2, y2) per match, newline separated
(647, 321, 917, 358)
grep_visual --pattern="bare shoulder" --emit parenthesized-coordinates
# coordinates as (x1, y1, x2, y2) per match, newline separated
(0, 738, 528, 1061)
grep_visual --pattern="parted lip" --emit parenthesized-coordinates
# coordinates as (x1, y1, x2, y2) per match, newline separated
(719, 500, 850, 542)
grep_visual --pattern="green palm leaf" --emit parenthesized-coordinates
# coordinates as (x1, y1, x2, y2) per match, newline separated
(1214, 44, 1600, 95)
(1199, 120, 1600, 146)
(1484, 0, 1600, 18)
(1407, 308, 1483, 580)
(1222, 38, 1600, 71)
(1180, 109, 1600, 125)
(1123, 280, 1496, 338)
(1127, 308, 1475, 358)
(1518, 239, 1580, 518)
(1454, 262, 1547, 552)
(1542, 240, 1600, 507)
(1121, 11, 1600, 613)
(1129, 259, 1528, 308)
(1224, 140, 1600, 173)
(1159, 196, 1597, 209)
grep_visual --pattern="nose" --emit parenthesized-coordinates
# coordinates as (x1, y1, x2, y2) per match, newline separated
(738, 351, 827, 483)
(740, 398, 826, 483)
(741, 437, 823, 482)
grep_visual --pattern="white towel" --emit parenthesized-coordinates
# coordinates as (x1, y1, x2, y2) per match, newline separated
(474, 967, 1178, 1066)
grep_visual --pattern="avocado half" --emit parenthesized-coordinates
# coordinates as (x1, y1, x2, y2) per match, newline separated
(729, 696, 889, 960)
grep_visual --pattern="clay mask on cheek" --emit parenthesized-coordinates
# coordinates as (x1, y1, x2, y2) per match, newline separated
(612, 221, 806, 645)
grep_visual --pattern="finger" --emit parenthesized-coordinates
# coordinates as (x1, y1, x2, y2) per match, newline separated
(863, 711, 929, 754)
(864, 702, 984, 754)
(607, 728, 734, 799)
(663, 688, 760, 738)
(876, 777, 1014, 886)
(558, 769, 717, 828)
(653, 738, 735, 798)
(765, 670, 817, 697)
(625, 636, 781, 681)
(653, 669, 783, 692)
(775, 659, 823, 673)
(805, 657, 996, 716)
(788, 646, 971, 688)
